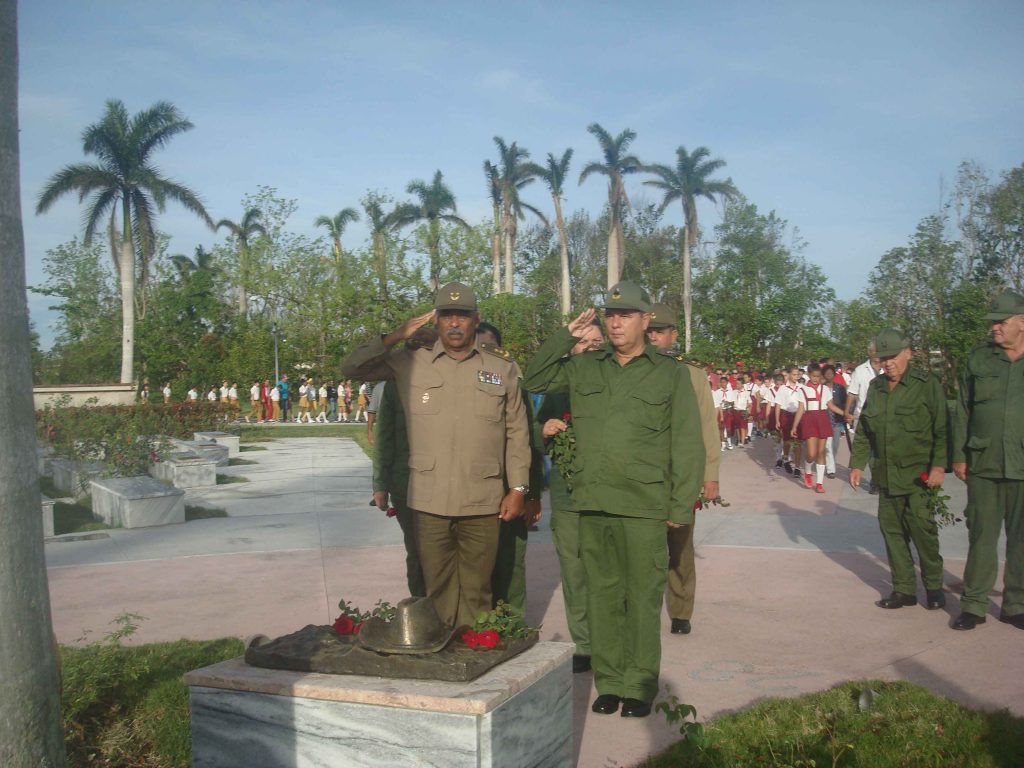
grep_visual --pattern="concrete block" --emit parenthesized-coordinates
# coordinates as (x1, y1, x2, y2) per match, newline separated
(149, 451, 217, 489)
(51, 458, 104, 499)
(195, 431, 240, 457)
(41, 495, 55, 538)
(90, 476, 185, 528)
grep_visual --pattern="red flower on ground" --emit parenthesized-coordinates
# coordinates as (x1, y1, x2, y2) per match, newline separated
(461, 630, 480, 649)
(333, 615, 355, 636)
(476, 630, 500, 650)
(354, 621, 363, 635)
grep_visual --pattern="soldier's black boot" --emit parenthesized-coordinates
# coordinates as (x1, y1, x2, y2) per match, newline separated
(877, 592, 917, 609)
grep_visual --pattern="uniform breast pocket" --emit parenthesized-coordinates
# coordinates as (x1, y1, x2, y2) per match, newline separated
(630, 391, 669, 432)
(572, 382, 605, 418)
(474, 381, 504, 422)
(973, 374, 1002, 404)
(895, 402, 930, 433)
(409, 380, 442, 416)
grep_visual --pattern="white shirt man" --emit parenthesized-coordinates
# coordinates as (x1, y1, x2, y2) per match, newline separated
(845, 351, 883, 426)
(187, 387, 199, 401)
(206, 388, 217, 402)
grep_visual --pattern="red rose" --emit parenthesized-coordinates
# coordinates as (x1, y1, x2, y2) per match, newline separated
(476, 630, 500, 649)
(386, 506, 398, 518)
(461, 630, 480, 649)
(333, 615, 355, 636)
(919, 472, 929, 482)
(693, 499, 702, 511)
(354, 621, 363, 635)
(562, 411, 572, 422)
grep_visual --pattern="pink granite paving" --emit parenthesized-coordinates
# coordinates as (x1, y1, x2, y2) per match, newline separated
(46, 436, 1024, 768)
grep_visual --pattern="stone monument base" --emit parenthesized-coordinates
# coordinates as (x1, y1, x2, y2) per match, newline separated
(90, 476, 185, 528)
(185, 641, 573, 768)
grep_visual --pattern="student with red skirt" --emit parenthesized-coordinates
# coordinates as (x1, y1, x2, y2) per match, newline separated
(790, 363, 845, 492)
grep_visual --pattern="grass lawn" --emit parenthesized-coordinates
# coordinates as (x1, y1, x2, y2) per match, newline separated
(215, 473, 248, 484)
(642, 680, 1024, 768)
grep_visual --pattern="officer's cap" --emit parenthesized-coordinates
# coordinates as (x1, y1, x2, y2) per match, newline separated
(604, 281, 651, 313)
(647, 302, 677, 329)
(982, 289, 1024, 321)
(434, 282, 477, 312)
(874, 328, 911, 358)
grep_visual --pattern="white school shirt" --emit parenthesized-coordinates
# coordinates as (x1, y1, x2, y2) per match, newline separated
(271, 387, 280, 402)
(207, 390, 217, 402)
(846, 359, 882, 416)
(250, 384, 260, 401)
(220, 385, 229, 399)
(162, 385, 171, 399)
(228, 386, 238, 401)
(712, 388, 728, 409)
(775, 383, 801, 413)
(797, 382, 832, 412)
(734, 388, 752, 411)
(188, 388, 199, 401)
(319, 385, 327, 400)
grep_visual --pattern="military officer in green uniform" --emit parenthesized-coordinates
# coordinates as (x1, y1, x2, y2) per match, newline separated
(524, 282, 705, 718)
(646, 302, 720, 636)
(849, 329, 948, 611)
(342, 282, 531, 629)
(951, 289, 1024, 631)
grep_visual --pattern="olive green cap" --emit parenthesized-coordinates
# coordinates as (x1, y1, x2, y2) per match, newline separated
(648, 302, 677, 329)
(874, 328, 910, 358)
(983, 289, 1024, 321)
(604, 281, 651, 312)
(434, 282, 477, 311)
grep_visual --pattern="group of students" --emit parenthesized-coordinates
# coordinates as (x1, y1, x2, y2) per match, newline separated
(708, 361, 850, 494)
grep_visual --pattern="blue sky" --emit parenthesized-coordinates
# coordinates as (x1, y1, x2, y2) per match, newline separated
(19, 1, 1024, 347)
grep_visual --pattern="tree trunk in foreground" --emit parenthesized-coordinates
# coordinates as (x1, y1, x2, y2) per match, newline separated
(0, 1, 68, 764)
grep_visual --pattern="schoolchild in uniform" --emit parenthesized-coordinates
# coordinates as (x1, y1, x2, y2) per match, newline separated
(790, 363, 844, 492)
(712, 377, 735, 451)
(774, 366, 803, 475)
(732, 375, 751, 448)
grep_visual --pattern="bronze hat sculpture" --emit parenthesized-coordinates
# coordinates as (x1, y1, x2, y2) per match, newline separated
(358, 597, 456, 655)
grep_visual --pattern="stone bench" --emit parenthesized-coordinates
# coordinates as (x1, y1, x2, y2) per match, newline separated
(149, 450, 217, 489)
(171, 439, 230, 467)
(195, 431, 240, 457)
(185, 641, 573, 768)
(51, 458, 104, 499)
(41, 495, 55, 538)
(90, 476, 185, 528)
(38, 446, 54, 478)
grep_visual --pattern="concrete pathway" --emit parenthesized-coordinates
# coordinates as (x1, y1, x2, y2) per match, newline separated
(45, 435, 1023, 768)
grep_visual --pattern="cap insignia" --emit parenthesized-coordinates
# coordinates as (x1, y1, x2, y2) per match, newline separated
(449, 291, 460, 301)
(611, 289, 621, 300)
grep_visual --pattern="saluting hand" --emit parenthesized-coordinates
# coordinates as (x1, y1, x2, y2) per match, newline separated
(566, 308, 597, 337)
(383, 311, 434, 348)
(542, 418, 568, 438)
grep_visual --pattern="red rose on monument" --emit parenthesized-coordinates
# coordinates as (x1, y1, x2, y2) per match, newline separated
(461, 630, 480, 649)
(476, 630, 500, 650)
(353, 621, 363, 635)
(333, 614, 355, 636)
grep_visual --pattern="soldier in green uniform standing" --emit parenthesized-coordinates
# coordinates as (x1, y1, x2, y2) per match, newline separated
(951, 290, 1024, 631)
(646, 303, 721, 636)
(849, 329, 948, 611)
(524, 282, 705, 718)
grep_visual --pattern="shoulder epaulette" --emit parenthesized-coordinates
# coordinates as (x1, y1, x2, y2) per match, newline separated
(908, 368, 928, 381)
(480, 342, 512, 361)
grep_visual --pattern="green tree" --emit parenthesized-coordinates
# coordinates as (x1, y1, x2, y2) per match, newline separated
(314, 207, 360, 263)
(578, 123, 642, 288)
(979, 163, 1024, 291)
(217, 206, 268, 316)
(394, 170, 469, 290)
(491, 137, 545, 294)
(529, 149, 574, 315)
(484, 160, 503, 294)
(36, 99, 213, 383)
(361, 192, 403, 305)
(644, 145, 738, 353)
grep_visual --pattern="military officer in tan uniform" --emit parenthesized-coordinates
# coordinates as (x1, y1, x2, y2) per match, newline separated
(646, 302, 720, 635)
(342, 282, 531, 628)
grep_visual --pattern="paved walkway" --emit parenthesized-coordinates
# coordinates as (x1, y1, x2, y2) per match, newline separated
(45, 435, 1023, 768)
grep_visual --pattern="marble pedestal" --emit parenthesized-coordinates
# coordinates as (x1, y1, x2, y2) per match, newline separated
(90, 476, 185, 528)
(185, 641, 573, 768)
(149, 451, 217, 489)
(172, 439, 230, 467)
(41, 495, 55, 537)
(51, 458, 103, 499)
(194, 431, 240, 457)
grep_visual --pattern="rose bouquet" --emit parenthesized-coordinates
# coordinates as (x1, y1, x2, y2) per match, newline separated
(918, 472, 960, 528)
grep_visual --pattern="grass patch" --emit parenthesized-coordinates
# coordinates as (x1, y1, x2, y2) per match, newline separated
(215, 474, 248, 484)
(239, 444, 267, 451)
(643, 680, 1024, 768)
(61, 615, 243, 768)
(40, 474, 63, 499)
(227, 457, 258, 466)
(185, 505, 227, 520)
(53, 497, 109, 535)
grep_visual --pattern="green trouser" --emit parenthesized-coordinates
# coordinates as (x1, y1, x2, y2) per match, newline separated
(492, 517, 527, 614)
(961, 476, 1024, 618)
(394, 498, 425, 598)
(666, 523, 695, 620)
(549, 504, 589, 655)
(414, 511, 500, 628)
(580, 512, 667, 703)
(877, 488, 944, 594)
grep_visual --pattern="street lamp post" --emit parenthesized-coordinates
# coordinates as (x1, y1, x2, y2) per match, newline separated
(270, 323, 280, 385)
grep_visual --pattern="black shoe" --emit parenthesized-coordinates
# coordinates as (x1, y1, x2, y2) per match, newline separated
(591, 694, 621, 714)
(670, 618, 692, 635)
(783, 461, 793, 473)
(998, 613, 1024, 630)
(621, 698, 652, 718)
(925, 589, 946, 610)
(792, 466, 802, 477)
(877, 592, 917, 609)
(869, 481, 879, 495)
(776, 459, 784, 468)
(952, 612, 986, 631)
(572, 654, 592, 673)
(827, 472, 836, 480)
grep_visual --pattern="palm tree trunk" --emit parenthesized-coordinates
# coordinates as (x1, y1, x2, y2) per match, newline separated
(429, 220, 441, 291)
(553, 194, 571, 316)
(119, 197, 135, 384)
(374, 234, 388, 301)
(682, 218, 694, 355)
(606, 182, 620, 287)
(334, 237, 342, 263)
(502, 205, 514, 294)
(238, 244, 248, 316)
(0, 2, 67, 761)
(491, 207, 501, 295)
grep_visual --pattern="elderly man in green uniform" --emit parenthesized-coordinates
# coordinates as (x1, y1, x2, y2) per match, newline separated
(535, 316, 605, 673)
(849, 329, 948, 611)
(646, 302, 720, 636)
(342, 282, 531, 629)
(524, 282, 705, 718)
(951, 290, 1024, 631)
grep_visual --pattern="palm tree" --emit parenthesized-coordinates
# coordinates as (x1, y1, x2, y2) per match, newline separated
(216, 207, 267, 316)
(484, 160, 503, 294)
(529, 149, 574, 315)
(170, 245, 221, 321)
(36, 99, 212, 383)
(314, 207, 360, 263)
(644, 145, 738, 352)
(361, 194, 403, 301)
(578, 123, 643, 287)
(491, 137, 546, 294)
(393, 170, 469, 290)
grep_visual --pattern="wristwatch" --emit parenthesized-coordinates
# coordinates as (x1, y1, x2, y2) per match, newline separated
(511, 485, 530, 495)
